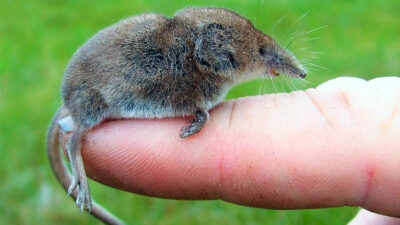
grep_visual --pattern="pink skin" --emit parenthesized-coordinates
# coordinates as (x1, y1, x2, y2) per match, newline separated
(61, 77, 400, 223)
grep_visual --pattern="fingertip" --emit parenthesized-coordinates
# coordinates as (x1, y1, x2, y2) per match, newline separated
(368, 76, 400, 89)
(316, 76, 367, 91)
(347, 209, 400, 225)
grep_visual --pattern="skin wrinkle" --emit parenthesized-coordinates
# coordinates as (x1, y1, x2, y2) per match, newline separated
(331, 88, 373, 208)
(304, 90, 335, 129)
(215, 133, 227, 199)
(359, 163, 376, 208)
(382, 87, 400, 132)
(339, 89, 351, 109)
(215, 103, 238, 201)
(272, 94, 279, 108)
(215, 99, 249, 201)
(216, 99, 262, 204)
(229, 100, 238, 127)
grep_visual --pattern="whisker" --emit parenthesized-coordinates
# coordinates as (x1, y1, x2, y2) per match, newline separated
(295, 76, 314, 86)
(295, 11, 310, 23)
(302, 54, 322, 61)
(269, 75, 278, 93)
(289, 76, 299, 91)
(255, 78, 264, 116)
(280, 30, 311, 57)
(281, 24, 327, 57)
(302, 36, 320, 42)
(271, 15, 287, 45)
(258, 77, 264, 96)
(282, 11, 309, 43)
(304, 25, 329, 35)
(302, 64, 321, 72)
(306, 51, 323, 55)
(289, 37, 321, 51)
(302, 57, 320, 62)
(304, 67, 318, 71)
(303, 62, 331, 72)
(283, 76, 293, 92)
(301, 79, 314, 85)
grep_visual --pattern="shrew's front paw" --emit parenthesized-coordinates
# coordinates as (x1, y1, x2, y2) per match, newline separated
(179, 109, 209, 138)
(180, 124, 200, 138)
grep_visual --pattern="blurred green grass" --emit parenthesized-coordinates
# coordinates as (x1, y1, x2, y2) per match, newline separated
(0, 0, 399, 224)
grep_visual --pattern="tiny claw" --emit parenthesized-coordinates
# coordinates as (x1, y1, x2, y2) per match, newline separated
(87, 204, 92, 213)
(75, 184, 93, 212)
(180, 133, 189, 138)
(180, 125, 195, 138)
(67, 179, 78, 195)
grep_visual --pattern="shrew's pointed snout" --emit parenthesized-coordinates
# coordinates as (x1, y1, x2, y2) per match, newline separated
(299, 71, 306, 78)
(261, 45, 307, 79)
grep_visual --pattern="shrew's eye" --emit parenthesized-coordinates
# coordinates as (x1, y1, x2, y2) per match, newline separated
(258, 47, 266, 56)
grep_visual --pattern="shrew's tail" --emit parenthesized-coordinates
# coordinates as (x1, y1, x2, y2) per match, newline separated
(47, 106, 125, 225)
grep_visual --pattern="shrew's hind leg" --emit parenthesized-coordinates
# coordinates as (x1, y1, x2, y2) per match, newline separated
(66, 88, 108, 211)
(180, 109, 209, 138)
(66, 127, 92, 211)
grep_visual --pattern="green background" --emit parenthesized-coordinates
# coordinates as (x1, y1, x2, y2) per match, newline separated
(1, 0, 399, 224)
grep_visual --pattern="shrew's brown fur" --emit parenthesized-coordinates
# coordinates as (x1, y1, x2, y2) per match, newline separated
(47, 7, 306, 225)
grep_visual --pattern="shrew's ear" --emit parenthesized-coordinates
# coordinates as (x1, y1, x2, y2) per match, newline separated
(194, 23, 238, 73)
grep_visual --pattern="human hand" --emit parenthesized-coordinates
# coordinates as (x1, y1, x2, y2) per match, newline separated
(63, 77, 400, 224)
